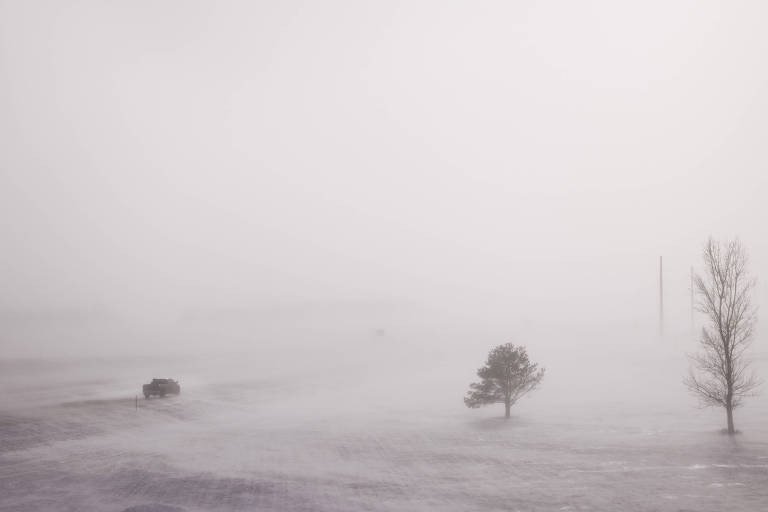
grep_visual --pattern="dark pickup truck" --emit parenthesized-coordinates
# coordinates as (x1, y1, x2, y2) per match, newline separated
(142, 378, 181, 398)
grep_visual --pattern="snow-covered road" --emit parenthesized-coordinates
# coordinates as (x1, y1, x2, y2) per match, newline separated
(2, 359, 767, 511)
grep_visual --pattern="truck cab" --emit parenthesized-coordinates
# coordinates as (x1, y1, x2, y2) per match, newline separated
(142, 378, 181, 398)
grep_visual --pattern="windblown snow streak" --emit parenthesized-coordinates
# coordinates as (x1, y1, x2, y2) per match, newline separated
(2, 358, 767, 512)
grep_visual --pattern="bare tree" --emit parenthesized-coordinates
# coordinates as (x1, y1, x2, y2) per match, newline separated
(685, 237, 760, 434)
(464, 343, 545, 418)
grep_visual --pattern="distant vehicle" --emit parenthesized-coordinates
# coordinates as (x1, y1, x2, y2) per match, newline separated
(142, 378, 181, 399)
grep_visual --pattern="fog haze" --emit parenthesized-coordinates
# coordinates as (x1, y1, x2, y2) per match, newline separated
(1, 0, 767, 380)
(4, 3, 768, 511)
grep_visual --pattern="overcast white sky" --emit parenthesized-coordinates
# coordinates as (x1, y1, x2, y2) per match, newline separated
(1, 1, 767, 358)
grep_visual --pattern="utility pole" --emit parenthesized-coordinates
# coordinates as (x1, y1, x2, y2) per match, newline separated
(659, 256, 664, 337)
(690, 266, 695, 336)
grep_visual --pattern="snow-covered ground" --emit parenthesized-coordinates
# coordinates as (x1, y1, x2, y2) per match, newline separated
(1, 356, 767, 512)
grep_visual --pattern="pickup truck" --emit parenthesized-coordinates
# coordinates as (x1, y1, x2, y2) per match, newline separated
(142, 378, 181, 398)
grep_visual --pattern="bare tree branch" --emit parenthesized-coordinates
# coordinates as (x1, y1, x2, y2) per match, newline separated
(686, 237, 760, 434)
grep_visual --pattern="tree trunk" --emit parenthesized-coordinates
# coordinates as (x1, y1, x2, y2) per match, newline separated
(504, 401, 510, 419)
(726, 402, 735, 435)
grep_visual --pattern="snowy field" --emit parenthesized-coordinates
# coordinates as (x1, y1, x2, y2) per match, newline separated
(2, 355, 768, 512)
